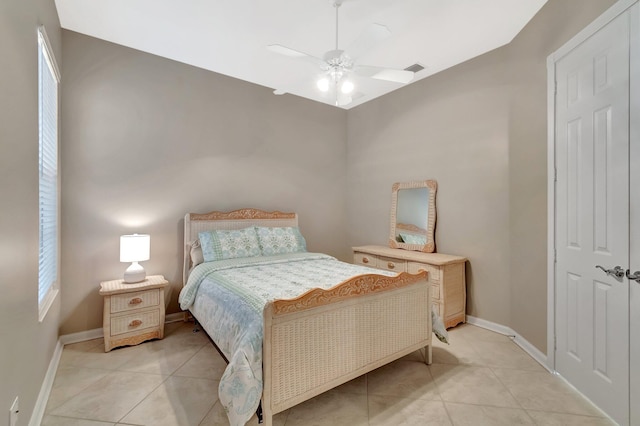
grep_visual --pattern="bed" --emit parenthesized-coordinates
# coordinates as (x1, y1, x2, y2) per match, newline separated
(178, 208, 432, 426)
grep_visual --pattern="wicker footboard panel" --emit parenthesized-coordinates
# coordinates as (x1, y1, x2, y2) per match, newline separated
(263, 278, 431, 420)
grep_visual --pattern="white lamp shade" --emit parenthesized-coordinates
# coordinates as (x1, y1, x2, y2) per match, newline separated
(120, 234, 150, 262)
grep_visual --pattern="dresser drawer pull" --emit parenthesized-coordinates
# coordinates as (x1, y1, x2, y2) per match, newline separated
(129, 297, 143, 305)
(388, 262, 395, 269)
(129, 319, 143, 328)
(362, 257, 369, 264)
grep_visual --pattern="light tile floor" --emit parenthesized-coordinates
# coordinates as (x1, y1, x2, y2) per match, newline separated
(42, 322, 616, 426)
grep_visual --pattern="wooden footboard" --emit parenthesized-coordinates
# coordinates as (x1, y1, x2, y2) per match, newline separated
(262, 271, 431, 425)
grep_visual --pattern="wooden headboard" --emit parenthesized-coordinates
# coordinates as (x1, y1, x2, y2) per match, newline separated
(183, 208, 299, 286)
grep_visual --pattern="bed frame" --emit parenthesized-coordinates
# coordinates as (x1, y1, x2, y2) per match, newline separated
(183, 208, 432, 425)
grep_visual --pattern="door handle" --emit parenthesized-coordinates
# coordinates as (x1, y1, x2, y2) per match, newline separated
(626, 269, 640, 283)
(595, 265, 625, 279)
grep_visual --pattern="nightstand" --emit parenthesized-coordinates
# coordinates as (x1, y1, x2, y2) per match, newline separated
(99, 275, 168, 352)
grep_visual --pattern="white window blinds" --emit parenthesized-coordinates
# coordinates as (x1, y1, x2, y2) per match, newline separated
(38, 26, 60, 319)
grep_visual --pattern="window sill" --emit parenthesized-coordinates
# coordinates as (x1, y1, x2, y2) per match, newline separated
(38, 287, 59, 323)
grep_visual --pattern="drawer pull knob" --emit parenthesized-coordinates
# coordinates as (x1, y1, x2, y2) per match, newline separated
(362, 257, 369, 264)
(129, 319, 142, 327)
(129, 298, 143, 305)
(388, 262, 395, 269)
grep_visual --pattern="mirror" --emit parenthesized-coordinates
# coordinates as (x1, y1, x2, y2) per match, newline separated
(389, 180, 437, 252)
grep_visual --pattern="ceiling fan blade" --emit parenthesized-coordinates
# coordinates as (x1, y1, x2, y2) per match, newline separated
(355, 65, 414, 84)
(267, 44, 310, 58)
(267, 44, 326, 68)
(345, 23, 391, 61)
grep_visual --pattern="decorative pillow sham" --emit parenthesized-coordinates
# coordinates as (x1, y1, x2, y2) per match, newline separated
(189, 239, 204, 268)
(255, 226, 307, 256)
(199, 227, 262, 262)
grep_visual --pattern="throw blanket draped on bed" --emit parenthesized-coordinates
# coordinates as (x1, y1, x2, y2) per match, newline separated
(178, 252, 448, 426)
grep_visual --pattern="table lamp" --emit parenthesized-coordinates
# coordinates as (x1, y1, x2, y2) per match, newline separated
(120, 234, 150, 283)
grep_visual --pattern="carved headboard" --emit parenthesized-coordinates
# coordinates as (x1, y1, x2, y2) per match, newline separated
(183, 208, 299, 286)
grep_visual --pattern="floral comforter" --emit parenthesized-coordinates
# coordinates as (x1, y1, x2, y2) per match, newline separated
(178, 253, 396, 426)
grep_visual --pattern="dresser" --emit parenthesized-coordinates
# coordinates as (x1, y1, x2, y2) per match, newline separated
(353, 245, 467, 329)
(99, 275, 168, 352)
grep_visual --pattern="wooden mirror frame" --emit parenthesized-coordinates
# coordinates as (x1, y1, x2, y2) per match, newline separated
(389, 180, 437, 253)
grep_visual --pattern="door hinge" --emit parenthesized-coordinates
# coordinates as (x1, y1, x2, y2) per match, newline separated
(554, 80, 557, 95)
(554, 168, 557, 182)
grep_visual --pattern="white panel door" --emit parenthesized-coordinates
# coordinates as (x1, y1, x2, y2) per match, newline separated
(554, 10, 630, 426)
(629, 4, 640, 425)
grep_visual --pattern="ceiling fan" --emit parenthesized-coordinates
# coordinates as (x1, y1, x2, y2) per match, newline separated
(267, 0, 414, 107)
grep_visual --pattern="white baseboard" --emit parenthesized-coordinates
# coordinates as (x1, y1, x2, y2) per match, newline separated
(59, 327, 104, 346)
(165, 312, 187, 323)
(28, 340, 63, 426)
(466, 315, 551, 372)
(58, 312, 186, 345)
(32, 312, 189, 425)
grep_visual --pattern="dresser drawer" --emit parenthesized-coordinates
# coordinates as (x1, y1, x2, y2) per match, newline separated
(354, 252, 378, 268)
(431, 284, 440, 301)
(110, 310, 160, 336)
(378, 256, 407, 273)
(407, 263, 440, 299)
(352, 246, 467, 329)
(408, 262, 440, 283)
(432, 302, 441, 317)
(111, 289, 160, 314)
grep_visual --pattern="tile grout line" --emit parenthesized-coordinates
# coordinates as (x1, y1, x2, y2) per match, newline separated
(116, 328, 218, 424)
(429, 364, 455, 426)
(484, 366, 538, 425)
(46, 323, 616, 426)
(113, 328, 211, 424)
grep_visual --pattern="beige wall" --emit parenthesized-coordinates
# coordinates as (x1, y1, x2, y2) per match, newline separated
(347, 0, 617, 352)
(0, 0, 62, 423)
(506, 0, 617, 353)
(59, 31, 348, 334)
(347, 48, 513, 325)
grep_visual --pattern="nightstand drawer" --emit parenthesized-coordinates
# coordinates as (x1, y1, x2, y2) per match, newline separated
(378, 256, 407, 272)
(353, 252, 378, 268)
(111, 289, 160, 313)
(110, 310, 160, 336)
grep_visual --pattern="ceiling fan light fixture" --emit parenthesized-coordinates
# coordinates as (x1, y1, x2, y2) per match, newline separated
(267, 0, 407, 107)
(340, 80, 354, 94)
(317, 77, 330, 92)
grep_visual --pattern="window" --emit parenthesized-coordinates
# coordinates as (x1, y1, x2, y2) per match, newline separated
(38, 26, 60, 321)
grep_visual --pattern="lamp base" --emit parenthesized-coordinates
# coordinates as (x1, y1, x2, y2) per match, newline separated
(123, 262, 146, 283)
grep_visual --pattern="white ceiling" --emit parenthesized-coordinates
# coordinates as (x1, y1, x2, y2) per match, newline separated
(54, 0, 547, 109)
